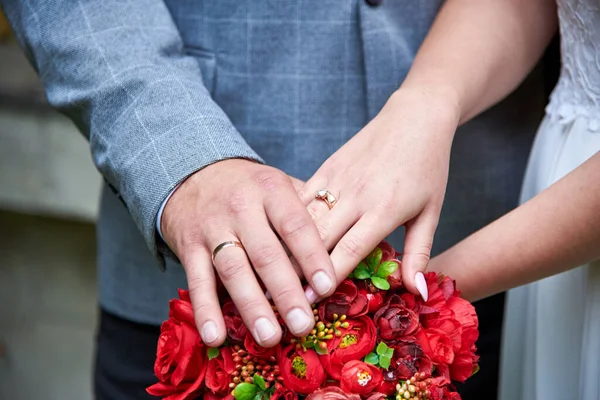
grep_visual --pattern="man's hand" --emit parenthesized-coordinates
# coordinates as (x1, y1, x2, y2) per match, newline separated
(161, 159, 336, 348)
(301, 88, 460, 301)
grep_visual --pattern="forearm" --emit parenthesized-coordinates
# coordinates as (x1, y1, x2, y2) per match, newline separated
(400, 0, 557, 124)
(429, 152, 600, 301)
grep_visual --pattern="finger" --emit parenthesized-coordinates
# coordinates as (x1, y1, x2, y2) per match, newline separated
(288, 176, 305, 193)
(241, 219, 315, 337)
(265, 186, 337, 300)
(402, 214, 437, 301)
(312, 200, 360, 249)
(180, 247, 227, 346)
(210, 234, 282, 347)
(329, 214, 396, 284)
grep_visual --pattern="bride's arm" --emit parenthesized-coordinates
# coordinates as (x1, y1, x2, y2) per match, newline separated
(400, 0, 557, 124)
(428, 152, 600, 302)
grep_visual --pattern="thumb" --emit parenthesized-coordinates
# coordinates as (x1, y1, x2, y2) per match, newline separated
(402, 215, 437, 301)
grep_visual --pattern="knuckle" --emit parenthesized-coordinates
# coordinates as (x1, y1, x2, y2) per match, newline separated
(270, 285, 298, 304)
(178, 230, 205, 252)
(316, 223, 329, 242)
(251, 245, 283, 271)
(340, 236, 365, 260)
(280, 215, 310, 238)
(252, 170, 286, 192)
(217, 257, 248, 281)
(236, 297, 265, 316)
(224, 193, 249, 214)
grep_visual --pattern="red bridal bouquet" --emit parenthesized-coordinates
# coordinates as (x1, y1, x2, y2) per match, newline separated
(148, 242, 479, 400)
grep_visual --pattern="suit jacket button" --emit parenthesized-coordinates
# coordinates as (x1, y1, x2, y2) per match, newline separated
(366, 0, 382, 6)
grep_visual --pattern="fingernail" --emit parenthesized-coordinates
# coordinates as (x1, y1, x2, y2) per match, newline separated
(201, 321, 219, 344)
(305, 286, 319, 304)
(286, 308, 312, 335)
(311, 270, 333, 295)
(415, 272, 429, 302)
(254, 317, 277, 343)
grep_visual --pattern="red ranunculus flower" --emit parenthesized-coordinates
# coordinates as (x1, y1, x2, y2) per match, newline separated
(244, 332, 276, 358)
(374, 295, 420, 343)
(319, 280, 368, 322)
(322, 316, 377, 380)
(305, 386, 361, 400)
(393, 342, 433, 380)
(365, 393, 388, 400)
(222, 301, 247, 343)
(340, 360, 382, 395)
(205, 346, 235, 396)
(277, 345, 326, 394)
(147, 291, 207, 400)
(450, 342, 479, 383)
(271, 387, 299, 400)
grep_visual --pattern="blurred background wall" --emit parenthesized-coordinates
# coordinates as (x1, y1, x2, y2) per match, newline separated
(1, 10, 101, 400)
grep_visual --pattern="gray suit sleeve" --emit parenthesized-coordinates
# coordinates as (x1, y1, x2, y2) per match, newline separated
(1, 0, 263, 266)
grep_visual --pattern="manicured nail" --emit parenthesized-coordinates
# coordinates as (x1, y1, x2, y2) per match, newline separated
(312, 270, 333, 295)
(305, 286, 319, 304)
(254, 317, 277, 343)
(201, 321, 219, 344)
(415, 272, 429, 302)
(286, 308, 312, 335)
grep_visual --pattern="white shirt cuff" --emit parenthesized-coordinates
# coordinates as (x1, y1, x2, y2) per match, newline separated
(156, 184, 180, 241)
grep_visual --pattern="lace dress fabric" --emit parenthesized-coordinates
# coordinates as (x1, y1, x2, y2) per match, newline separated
(500, 1, 600, 399)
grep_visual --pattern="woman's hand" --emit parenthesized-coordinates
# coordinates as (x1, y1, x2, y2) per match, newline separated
(301, 87, 460, 301)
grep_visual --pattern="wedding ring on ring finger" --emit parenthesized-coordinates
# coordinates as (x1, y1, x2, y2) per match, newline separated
(212, 240, 245, 263)
(315, 189, 337, 210)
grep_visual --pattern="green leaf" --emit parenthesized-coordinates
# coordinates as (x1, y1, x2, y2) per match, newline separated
(371, 276, 391, 291)
(364, 352, 379, 365)
(233, 383, 257, 400)
(315, 344, 328, 355)
(366, 248, 383, 272)
(207, 347, 220, 360)
(385, 347, 394, 358)
(252, 393, 262, 400)
(303, 340, 315, 349)
(376, 342, 388, 356)
(253, 374, 267, 391)
(353, 263, 371, 280)
(379, 356, 391, 370)
(375, 261, 398, 278)
(471, 364, 480, 377)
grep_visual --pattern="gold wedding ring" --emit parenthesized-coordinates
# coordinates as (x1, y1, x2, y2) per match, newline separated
(212, 241, 245, 262)
(315, 189, 337, 210)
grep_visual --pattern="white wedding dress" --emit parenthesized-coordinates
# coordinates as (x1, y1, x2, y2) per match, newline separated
(499, 1, 600, 399)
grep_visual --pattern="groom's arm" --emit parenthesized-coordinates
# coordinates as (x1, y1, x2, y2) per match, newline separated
(1, 0, 262, 263)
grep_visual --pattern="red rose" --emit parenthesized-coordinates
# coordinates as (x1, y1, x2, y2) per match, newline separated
(223, 301, 248, 343)
(340, 360, 382, 395)
(378, 241, 398, 262)
(319, 280, 368, 322)
(147, 293, 207, 400)
(244, 332, 276, 358)
(271, 388, 299, 400)
(392, 342, 433, 380)
(322, 316, 377, 380)
(374, 295, 420, 343)
(305, 386, 361, 400)
(205, 347, 236, 396)
(277, 345, 326, 394)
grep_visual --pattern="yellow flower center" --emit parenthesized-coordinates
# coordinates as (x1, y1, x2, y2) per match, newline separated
(291, 355, 307, 379)
(339, 334, 358, 349)
(357, 370, 372, 386)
